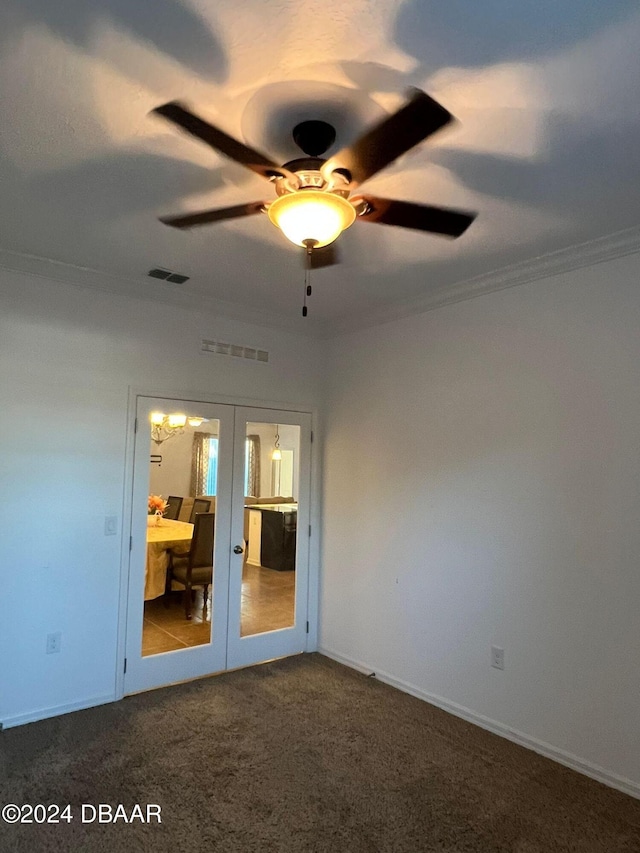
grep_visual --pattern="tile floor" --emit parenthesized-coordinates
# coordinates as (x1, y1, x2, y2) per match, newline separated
(142, 561, 296, 656)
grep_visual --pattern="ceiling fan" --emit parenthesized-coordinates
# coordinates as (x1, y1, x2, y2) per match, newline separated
(153, 88, 476, 268)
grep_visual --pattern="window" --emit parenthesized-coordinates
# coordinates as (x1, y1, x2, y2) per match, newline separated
(206, 437, 218, 495)
(199, 434, 256, 496)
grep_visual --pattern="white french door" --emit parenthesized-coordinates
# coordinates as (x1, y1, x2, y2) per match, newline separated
(123, 395, 311, 696)
(227, 407, 311, 669)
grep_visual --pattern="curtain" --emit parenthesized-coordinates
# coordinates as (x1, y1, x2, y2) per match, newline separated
(190, 432, 210, 497)
(246, 434, 260, 497)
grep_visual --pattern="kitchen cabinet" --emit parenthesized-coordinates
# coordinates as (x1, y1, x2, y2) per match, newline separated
(246, 503, 297, 571)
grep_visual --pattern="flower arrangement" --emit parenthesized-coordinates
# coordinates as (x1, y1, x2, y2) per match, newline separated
(148, 494, 169, 517)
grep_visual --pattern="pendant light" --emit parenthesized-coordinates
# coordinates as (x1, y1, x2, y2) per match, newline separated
(272, 425, 282, 461)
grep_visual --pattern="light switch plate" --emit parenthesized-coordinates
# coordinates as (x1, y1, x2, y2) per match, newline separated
(104, 516, 118, 536)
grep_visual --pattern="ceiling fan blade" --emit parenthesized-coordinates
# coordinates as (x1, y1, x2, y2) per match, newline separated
(322, 89, 453, 188)
(153, 102, 294, 182)
(159, 201, 266, 229)
(305, 243, 340, 269)
(355, 196, 476, 238)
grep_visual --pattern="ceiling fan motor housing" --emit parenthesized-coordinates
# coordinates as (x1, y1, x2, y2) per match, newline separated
(278, 120, 354, 197)
(275, 156, 350, 197)
(292, 120, 336, 157)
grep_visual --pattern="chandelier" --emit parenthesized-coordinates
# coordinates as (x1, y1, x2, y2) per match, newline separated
(150, 412, 205, 446)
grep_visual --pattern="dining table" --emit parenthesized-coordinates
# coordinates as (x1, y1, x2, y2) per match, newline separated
(145, 517, 194, 600)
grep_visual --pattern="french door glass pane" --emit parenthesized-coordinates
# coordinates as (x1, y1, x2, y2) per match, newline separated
(141, 413, 219, 655)
(241, 422, 299, 637)
(206, 438, 218, 495)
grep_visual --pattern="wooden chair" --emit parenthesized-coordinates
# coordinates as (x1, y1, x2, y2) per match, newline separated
(165, 512, 215, 620)
(189, 498, 212, 524)
(163, 496, 183, 521)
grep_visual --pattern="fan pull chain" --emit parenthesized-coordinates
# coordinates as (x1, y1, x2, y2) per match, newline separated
(302, 265, 310, 317)
(302, 240, 316, 317)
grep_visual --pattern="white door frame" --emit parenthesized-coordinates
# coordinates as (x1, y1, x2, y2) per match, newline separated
(114, 386, 320, 701)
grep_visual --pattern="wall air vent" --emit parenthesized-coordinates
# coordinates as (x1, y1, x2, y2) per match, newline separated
(201, 339, 269, 364)
(147, 268, 190, 284)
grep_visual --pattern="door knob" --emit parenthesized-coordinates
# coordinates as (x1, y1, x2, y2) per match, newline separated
(233, 545, 244, 554)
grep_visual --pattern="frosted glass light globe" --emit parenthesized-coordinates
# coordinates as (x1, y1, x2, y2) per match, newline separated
(268, 190, 356, 248)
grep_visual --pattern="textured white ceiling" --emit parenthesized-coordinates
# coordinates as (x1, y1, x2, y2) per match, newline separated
(1, 0, 639, 335)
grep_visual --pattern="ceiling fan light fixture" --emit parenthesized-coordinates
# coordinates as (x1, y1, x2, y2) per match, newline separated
(268, 190, 356, 249)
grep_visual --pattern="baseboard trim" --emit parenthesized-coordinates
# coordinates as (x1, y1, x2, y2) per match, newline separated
(1, 693, 116, 729)
(319, 646, 640, 801)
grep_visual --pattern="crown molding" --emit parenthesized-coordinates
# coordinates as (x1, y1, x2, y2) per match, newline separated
(0, 246, 325, 337)
(326, 224, 640, 337)
(3, 224, 640, 340)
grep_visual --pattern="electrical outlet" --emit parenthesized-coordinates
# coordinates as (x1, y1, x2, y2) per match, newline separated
(104, 516, 118, 536)
(491, 645, 505, 670)
(46, 632, 62, 654)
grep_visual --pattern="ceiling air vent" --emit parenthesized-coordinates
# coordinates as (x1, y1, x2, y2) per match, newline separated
(201, 339, 269, 364)
(147, 267, 190, 284)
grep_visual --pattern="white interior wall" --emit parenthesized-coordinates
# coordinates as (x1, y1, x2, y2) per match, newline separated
(321, 252, 640, 793)
(278, 424, 300, 499)
(4, 246, 640, 797)
(0, 268, 322, 726)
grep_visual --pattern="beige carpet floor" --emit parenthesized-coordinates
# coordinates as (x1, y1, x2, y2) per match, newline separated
(1, 653, 639, 852)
